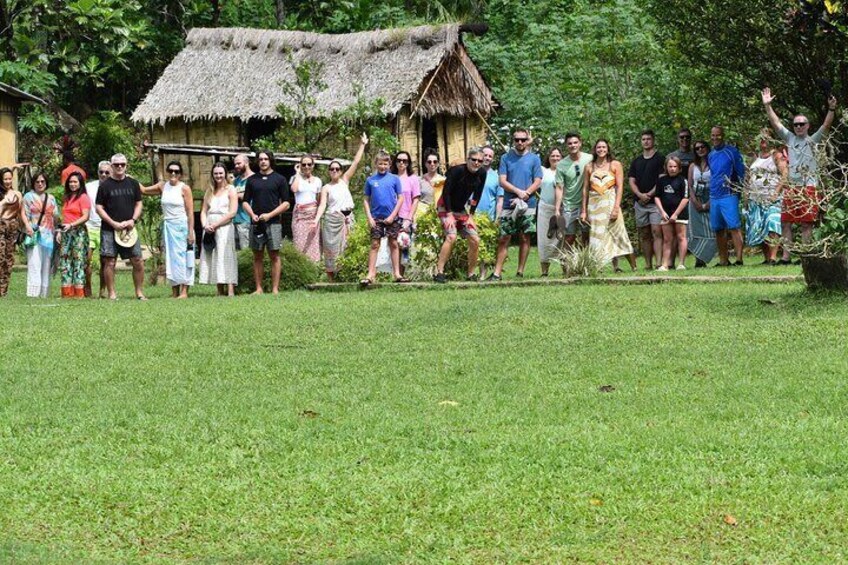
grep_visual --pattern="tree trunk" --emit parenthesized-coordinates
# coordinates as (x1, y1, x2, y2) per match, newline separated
(210, 0, 221, 27)
(275, 0, 285, 26)
(801, 255, 848, 291)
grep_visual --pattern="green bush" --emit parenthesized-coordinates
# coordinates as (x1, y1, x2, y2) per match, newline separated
(236, 243, 320, 292)
(408, 208, 498, 280)
(333, 219, 383, 283)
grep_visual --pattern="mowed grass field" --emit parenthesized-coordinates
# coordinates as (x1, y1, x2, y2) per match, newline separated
(1, 262, 847, 563)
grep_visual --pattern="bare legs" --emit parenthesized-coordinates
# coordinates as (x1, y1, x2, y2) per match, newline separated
(252, 249, 281, 294)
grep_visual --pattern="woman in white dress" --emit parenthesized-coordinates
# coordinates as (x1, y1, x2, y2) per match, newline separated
(199, 162, 238, 296)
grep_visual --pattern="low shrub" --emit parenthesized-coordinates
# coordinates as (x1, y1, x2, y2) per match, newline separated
(236, 243, 320, 292)
(408, 208, 498, 280)
(555, 244, 606, 277)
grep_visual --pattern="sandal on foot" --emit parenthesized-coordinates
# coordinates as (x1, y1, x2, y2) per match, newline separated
(359, 278, 373, 287)
(394, 277, 411, 283)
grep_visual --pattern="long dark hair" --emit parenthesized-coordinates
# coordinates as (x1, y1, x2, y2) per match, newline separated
(63, 171, 86, 202)
(391, 151, 415, 176)
(591, 139, 614, 163)
(692, 140, 710, 170)
(0, 167, 12, 196)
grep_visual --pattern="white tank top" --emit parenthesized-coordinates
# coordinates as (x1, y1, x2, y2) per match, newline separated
(325, 180, 354, 213)
(161, 182, 187, 221)
(295, 175, 322, 205)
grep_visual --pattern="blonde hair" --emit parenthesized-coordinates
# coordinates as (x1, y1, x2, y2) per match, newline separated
(204, 162, 229, 204)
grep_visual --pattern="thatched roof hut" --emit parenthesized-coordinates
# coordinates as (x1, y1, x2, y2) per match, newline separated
(133, 24, 494, 124)
(0, 82, 46, 168)
(132, 24, 496, 193)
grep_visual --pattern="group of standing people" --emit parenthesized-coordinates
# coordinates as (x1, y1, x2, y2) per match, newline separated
(0, 87, 838, 297)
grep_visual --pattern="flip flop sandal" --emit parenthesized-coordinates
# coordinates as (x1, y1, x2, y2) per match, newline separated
(359, 278, 373, 287)
(394, 277, 411, 283)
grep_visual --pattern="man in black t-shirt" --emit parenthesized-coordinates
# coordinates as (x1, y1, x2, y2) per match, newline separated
(242, 149, 291, 294)
(627, 130, 665, 270)
(95, 153, 147, 300)
(433, 148, 487, 283)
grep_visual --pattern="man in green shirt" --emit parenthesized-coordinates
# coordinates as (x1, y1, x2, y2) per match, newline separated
(554, 132, 593, 248)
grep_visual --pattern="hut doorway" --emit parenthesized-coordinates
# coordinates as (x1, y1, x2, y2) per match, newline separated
(244, 117, 281, 147)
(421, 117, 438, 165)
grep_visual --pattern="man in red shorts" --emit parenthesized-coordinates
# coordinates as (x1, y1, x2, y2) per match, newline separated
(762, 87, 837, 264)
(433, 148, 487, 283)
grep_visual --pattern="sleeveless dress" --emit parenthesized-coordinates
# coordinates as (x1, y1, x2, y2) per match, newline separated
(536, 167, 560, 262)
(0, 189, 24, 297)
(686, 164, 717, 263)
(161, 181, 193, 287)
(199, 187, 237, 285)
(587, 165, 633, 263)
(745, 154, 782, 246)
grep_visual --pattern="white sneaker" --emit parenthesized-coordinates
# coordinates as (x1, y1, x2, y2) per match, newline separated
(676, 264, 686, 270)
(656, 265, 669, 272)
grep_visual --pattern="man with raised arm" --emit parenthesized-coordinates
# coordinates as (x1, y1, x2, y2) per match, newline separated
(762, 87, 837, 264)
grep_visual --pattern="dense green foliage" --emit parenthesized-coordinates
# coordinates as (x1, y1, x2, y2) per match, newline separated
(410, 208, 498, 279)
(2, 274, 847, 561)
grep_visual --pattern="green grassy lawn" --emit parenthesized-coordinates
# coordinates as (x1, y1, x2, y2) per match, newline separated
(1, 254, 845, 563)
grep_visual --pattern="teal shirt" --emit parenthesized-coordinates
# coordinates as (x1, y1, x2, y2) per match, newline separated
(233, 176, 250, 224)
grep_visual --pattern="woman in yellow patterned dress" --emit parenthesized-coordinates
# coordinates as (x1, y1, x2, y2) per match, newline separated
(581, 139, 636, 270)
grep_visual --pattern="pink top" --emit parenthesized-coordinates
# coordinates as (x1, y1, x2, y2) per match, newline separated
(398, 174, 421, 220)
(63, 193, 91, 224)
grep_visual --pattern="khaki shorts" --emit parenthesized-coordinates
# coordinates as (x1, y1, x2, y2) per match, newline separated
(634, 201, 662, 227)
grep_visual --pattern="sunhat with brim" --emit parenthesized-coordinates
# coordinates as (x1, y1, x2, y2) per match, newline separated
(114, 227, 138, 248)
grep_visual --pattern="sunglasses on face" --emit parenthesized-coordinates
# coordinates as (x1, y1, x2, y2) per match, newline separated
(695, 146, 707, 151)
(328, 167, 341, 172)
(396, 158, 409, 163)
(468, 158, 482, 163)
(513, 137, 528, 142)
(426, 159, 438, 164)
(301, 163, 314, 167)
(168, 169, 181, 174)
(98, 170, 110, 175)
(113, 163, 127, 167)
(793, 122, 808, 127)
(679, 135, 691, 139)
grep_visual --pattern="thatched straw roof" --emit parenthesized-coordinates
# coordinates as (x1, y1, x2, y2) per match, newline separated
(0, 82, 46, 105)
(132, 24, 495, 125)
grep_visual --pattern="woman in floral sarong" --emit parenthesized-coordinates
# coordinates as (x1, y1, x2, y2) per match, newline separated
(291, 155, 323, 262)
(315, 133, 368, 280)
(581, 139, 636, 270)
(0, 167, 31, 297)
(58, 171, 90, 298)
